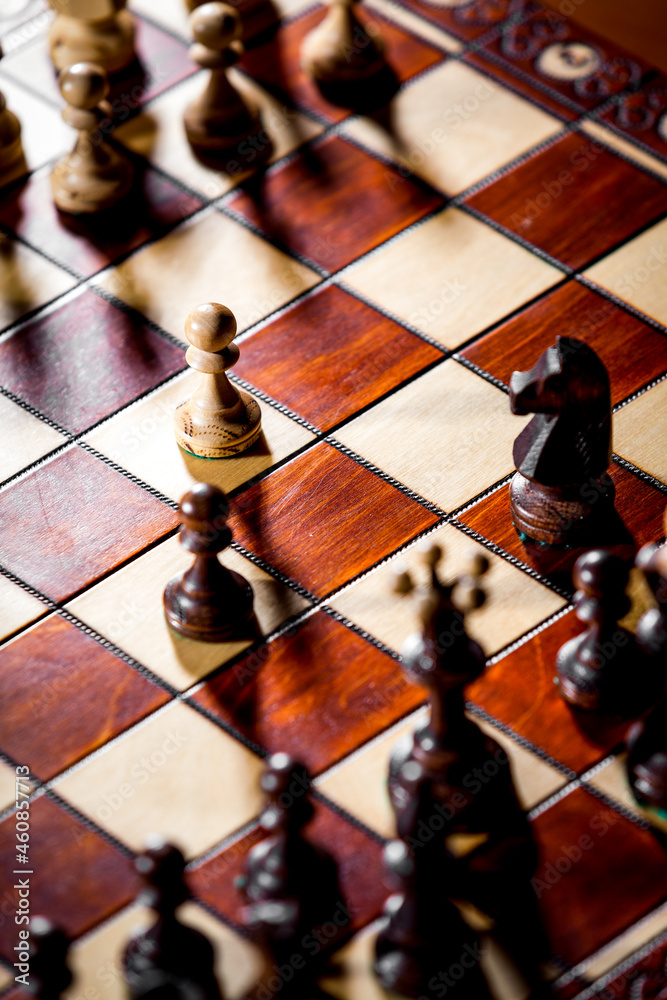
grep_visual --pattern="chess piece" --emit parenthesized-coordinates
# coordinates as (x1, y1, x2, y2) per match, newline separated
(47, 0, 136, 75)
(375, 762, 492, 999)
(51, 62, 134, 215)
(0, 47, 26, 189)
(556, 549, 643, 714)
(164, 482, 257, 642)
(124, 837, 224, 999)
(626, 532, 667, 813)
(184, 2, 268, 170)
(240, 753, 342, 989)
(301, 0, 386, 86)
(389, 545, 553, 996)
(509, 337, 615, 547)
(175, 302, 261, 459)
(27, 917, 73, 1000)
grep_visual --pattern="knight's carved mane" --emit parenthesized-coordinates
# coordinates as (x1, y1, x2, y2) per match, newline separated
(513, 337, 612, 487)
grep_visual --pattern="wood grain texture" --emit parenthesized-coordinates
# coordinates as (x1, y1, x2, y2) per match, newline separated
(615, 378, 667, 486)
(389, 0, 534, 41)
(0, 447, 178, 602)
(190, 797, 386, 936)
(230, 441, 440, 597)
(466, 133, 667, 270)
(239, 3, 445, 124)
(467, 609, 631, 774)
(193, 610, 425, 775)
(0, 290, 185, 435)
(532, 786, 667, 965)
(0, 393, 66, 483)
(0, 796, 139, 963)
(0, 616, 169, 781)
(227, 134, 444, 272)
(462, 280, 667, 406)
(0, 232, 77, 336)
(0, 163, 202, 279)
(462, 50, 580, 122)
(235, 284, 443, 431)
(459, 461, 667, 582)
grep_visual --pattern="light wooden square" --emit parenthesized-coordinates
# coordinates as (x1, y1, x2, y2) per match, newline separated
(0, 392, 66, 482)
(573, 901, 667, 982)
(115, 70, 323, 200)
(0, 759, 20, 812)
(0, 232, 77, 333)
(341, 208, 561, 348)
(55, 700, 265, 858)
(335, 360, 528, 511)
(66, 533, 309, 691)
(0, 964, 11, 993)
(317, 705, 567, 839)
(366, 0, 463, 53)
(330, 522, 565, 658)
(0, 574, 47, 642)
(96, 208, 321, 339)
(0, 74, 70, 172)
(340, 60, 563, 195)
(63, 901, 264, 1000)
(614, 379, 667, 486)
(83, 370, 315, 502)
(585, 217, 667, 326)
(579, 122, 667, 182)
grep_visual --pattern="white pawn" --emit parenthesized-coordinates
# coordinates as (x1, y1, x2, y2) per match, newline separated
(0, 47, 25, 188)
(184, 2, 267, 169)
(301, 0, 386, 86)
(47, 0, 136, 75)
(51, 62, 134, 215)
(175, 303, 262, 459)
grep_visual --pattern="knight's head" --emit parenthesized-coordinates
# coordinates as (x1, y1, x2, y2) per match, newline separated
(510, 337, 610, 416)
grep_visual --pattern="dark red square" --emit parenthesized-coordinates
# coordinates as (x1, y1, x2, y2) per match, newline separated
(390, 0, 535, 42)
(190, 798, 385, 935)
(532, 787, 667, 965)
(0, 163, 202, 280)
(465, 133, 667, 269)
(227, 135, 444, 271)
(235, 285, 443, 431)
(193, 611, 425, 775)
(0, 14, 196, 109)
(0, 290, 185, 434)
(467, 611, 629, 774)
(240, 4, 445, 125)
(230, 441, 440, 598)
(0, 796, 139, 963)
(0, 616, 169, 781)
(0, 447, 178, 601)
(461, 281, 667, 407)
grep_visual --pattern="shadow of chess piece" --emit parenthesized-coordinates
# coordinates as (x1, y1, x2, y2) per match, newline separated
(51, 62, 134, 215)
(47, 0, 136, 75)
(509, 336, 615, 548)
(124, 838, 224, 999)
(300, 0, 397, 110)
(375, 761, 492, 999)
(626, 530, 667, 814)
(28, 917, 73, 1000)
(0, 47, 27, 189)
(184, 2, 271, 172)
(164, 482, 258, 642)
(239, 753, 343, 997)
(175, 302, 262, 459)
(388, 544, 553, 996)
(556, 549, 655, 716)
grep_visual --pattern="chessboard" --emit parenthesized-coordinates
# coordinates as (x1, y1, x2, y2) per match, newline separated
(1, 0, 667, 997)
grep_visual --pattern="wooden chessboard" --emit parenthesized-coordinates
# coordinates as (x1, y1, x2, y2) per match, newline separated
(1, 0, 667, 997)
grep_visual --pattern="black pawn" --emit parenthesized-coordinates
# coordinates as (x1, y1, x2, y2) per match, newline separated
(27, 917, 73, 1000)
(556, 550, 647, 714)
(164, 482, 257, 642)
(123, 838, 224, 999)
(240, 753, 342, 990)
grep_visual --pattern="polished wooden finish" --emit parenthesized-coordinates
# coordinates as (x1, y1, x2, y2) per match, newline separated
(47, 0, 136, 74)
(164, 483, 258, 642)
(175, 303, 261, 459)
(51, 63, 134, 215)
(509, 337, 614, 547)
